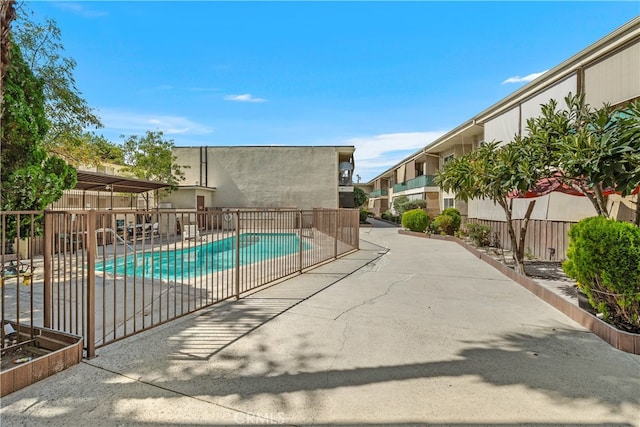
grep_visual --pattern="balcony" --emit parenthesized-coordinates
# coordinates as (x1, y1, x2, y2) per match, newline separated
(369, 189, 388, 198)
(406, 175, 436, 190)
(393, 183, 407, 192)
(393, 175, 437, 193)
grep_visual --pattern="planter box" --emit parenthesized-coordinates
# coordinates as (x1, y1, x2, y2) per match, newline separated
(1, 323, 83, 397)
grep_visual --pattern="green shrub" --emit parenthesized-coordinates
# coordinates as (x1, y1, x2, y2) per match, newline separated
(563, 216, 640, 331)
(464, 223, 492, 247)
(393, 195, 410, 217)
(430, 214, 453, 235)
(428, 208, 462, 235)
(359, 207, 371, 223)
(441, 208, 461, 233)
(381, 210, 400, 224)
(405, 199, 427, 211)
(401, 209, 430, 232)
(394, 196, 426, 218)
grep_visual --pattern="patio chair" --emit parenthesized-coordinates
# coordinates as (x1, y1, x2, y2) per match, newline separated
(183, 224, 201, 241)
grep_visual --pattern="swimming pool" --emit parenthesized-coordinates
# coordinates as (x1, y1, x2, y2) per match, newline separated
(97, 232, 311, 280)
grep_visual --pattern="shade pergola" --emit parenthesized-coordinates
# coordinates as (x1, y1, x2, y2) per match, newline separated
(74, 171, 169, 194)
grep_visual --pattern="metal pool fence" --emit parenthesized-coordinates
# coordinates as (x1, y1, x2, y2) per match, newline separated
(1, 208, 359, 358)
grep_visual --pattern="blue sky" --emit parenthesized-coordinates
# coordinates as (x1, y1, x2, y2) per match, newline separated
(21, 1, 640, 182)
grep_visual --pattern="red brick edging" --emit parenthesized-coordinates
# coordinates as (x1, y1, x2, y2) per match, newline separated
(399, 230, 640, 354)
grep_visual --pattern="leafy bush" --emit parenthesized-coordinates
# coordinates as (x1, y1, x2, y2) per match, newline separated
(393, 196, 427, 222)
(354, 187, 368, 207)
(393, 195, 410, 217)
(429, 208, 461, 235)
(464, 223, 492, 247)
(430, 214, 453, 235)
(441, 208, 461, 232)
(381, 210, 400, 224)
(401, 209, 430, 232)
(405, 199, 427, 211)
(359, 207, 371, 223)
(563, 216, 640, 332)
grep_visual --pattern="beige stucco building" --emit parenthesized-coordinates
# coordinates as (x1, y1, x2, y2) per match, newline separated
(165, 146, 356, 210)
(366, 17, 640, 258)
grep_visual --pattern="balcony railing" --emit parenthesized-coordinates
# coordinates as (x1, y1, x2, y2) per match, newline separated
(406, 175, 436, 190)
(369, 189, 388, 198)
(393, 183, 407, 192)
(393, 175, 437, 193)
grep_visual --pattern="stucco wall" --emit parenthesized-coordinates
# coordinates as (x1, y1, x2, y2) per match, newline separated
(174, 146, 350, 209)
(468, 192, 597, 222)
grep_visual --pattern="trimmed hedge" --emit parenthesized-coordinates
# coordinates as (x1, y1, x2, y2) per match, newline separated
(563, 216, 640, 332)
(401, 209, 430, 232)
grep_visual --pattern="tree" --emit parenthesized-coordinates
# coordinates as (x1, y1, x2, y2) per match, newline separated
(527, 93, 639, 218)
(120, 131, 186, 208)
(1, 38, 76, 239)
(13, 10, 102, 163)
(392, 195, 410, 217)
(354, 186, 368, 207)
(437, 140, 542, 275)
(615, 100, 640, 225)
(87, 132, 124, 165)
(1, 0, 16, 108)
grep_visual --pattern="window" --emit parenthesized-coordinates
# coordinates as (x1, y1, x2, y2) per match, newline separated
(443, 198, 455, 209)
(443, 154, 454, 164)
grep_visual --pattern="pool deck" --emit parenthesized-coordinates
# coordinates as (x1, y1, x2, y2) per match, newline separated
(1, 220, 639, 426)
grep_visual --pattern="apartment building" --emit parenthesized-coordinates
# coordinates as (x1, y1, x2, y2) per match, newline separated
(367, 17, 639, 256)
(167, 146, 356, 211)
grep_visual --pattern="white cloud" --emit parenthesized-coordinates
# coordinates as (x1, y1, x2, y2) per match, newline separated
(100, 110, 214, 136)
(348, 131, 447, 182)
(502, 70, 548, 84)
(224, 94, 267, 103)
(53, 2, 108, 18)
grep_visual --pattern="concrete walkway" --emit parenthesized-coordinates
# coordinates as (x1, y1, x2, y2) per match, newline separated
(1, 224, 639, 426)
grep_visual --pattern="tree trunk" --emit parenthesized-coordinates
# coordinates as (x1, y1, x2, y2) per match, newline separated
(0, 0, 17, 108)
(593, 183, 609, 217)
(498, 198, 535, 276)
(634, 193, 640, 227)
(516, 199, 537, 270)
(499, 199, 523, 276)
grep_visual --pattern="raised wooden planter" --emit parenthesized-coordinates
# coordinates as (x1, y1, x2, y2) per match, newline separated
(400, 230, 640, 355)
(1, 323, 83, 397)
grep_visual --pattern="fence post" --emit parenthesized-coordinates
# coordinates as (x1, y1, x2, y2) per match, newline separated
(43, 211, 52, 328)
(334, 210, 339, 259)
(298, 210, 303, 273)
(354, 209, 360, 250)
(234, 210, 240, 300)
(86, 210, 96, 359)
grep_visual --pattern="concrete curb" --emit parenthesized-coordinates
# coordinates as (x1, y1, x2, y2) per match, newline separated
(400, 230, 640, 354)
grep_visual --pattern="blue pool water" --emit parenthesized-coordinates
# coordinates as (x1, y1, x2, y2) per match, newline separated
(97, 232, 310, 279)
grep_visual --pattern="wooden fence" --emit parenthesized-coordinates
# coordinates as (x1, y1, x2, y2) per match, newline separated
(467, 218, 575, 261)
